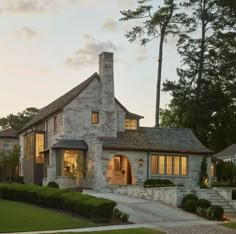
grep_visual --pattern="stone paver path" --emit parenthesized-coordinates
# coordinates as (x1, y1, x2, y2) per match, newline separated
(163, 224, 236, 234)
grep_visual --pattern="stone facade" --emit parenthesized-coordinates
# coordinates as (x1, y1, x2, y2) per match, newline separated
(19, 51, 212, 189)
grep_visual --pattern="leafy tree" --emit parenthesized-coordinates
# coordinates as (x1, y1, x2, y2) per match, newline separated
(0, 145, 20, 182)
(120, 0, 185, 127)
(161, 0, 236, 151)
(0, 107, 39, 130)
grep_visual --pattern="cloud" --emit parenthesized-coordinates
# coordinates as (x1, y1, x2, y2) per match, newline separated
(101, 18, 119, 32)
(0, 0, 56, 14)
(15, 26, 38, 39)
(66, 38, 118, 69)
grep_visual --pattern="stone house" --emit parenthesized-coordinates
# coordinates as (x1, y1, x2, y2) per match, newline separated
(0, 129, 18, 181)
(18, 52, 212, 189)
(214, 144, 236, 165)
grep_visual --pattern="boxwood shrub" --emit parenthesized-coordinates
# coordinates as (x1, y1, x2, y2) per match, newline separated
(197, 198, 211, 209)
(181, 193, 198, 207)
(0, 183, 116, 221)
(144, 179, 175, 188)
(210, 205, 224, 220)
(183, 199, 198, 213)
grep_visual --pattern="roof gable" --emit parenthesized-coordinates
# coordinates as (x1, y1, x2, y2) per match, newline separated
(19, 73, 100, 133)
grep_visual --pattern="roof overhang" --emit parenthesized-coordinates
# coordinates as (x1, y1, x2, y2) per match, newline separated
(52, 139, 88, 151)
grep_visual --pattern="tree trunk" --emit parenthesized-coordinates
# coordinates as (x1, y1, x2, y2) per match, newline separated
(155, 32, 165, 127)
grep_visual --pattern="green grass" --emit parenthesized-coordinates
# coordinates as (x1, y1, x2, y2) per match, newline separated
(0, 199, 96, 232)
(52, 228, 165, 234)
(222, 222, 236, 229)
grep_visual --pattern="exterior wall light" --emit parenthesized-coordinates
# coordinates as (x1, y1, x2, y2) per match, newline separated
(138, 159, 144, 167)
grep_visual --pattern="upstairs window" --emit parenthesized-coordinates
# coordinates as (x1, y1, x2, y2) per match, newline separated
(53, 115, 58, 134)
(125, 119, 137, 130)
(92, 112, 99, 124)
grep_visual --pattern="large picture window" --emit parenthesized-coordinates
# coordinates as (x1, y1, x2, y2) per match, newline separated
(57, 150, 85, 177)
(151, 154, 187, 176)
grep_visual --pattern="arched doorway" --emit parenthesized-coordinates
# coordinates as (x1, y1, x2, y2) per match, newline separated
(106, 155, 136, 185)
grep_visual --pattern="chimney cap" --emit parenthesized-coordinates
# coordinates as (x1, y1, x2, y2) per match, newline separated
(99, 52, 113, 61)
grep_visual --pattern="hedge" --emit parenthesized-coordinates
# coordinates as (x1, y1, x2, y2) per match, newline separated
(0, 183, 116, 221)
(144, 179, 175, 188)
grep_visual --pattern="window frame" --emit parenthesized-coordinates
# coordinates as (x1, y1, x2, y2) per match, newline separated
(151, 154, 188, 176)
(91, 111, 99, 124)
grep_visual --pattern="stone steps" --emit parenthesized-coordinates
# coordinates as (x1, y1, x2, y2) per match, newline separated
(206, 190, 235, 214)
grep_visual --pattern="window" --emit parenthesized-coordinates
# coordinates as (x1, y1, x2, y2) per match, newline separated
(173, 156, 180, 175)
(57, 150, 84, 177)
(53, 115, 57, 133)
(181, 157, 187, 175)
(125, 119, 137, 130)
(151, 155, 158, 175)
(91, 112, 99, 124)
(211, 162, 215, 177)
(3, 142, 13, 151)
(159, 156, 165, 174)
(35, 133, 45, 164)
(151, 154, 187, 176)
(166, 156, 173, 175)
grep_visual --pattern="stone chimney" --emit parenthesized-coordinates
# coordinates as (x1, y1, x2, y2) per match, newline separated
(99, 52, 117, 138)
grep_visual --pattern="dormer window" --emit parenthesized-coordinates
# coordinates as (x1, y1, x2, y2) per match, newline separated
(92, 112, 99, 124)
(125, 119, 137, 130)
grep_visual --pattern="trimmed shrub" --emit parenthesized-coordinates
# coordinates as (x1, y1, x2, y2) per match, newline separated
(144, 179, 175, 188)
(209, 205, 224, 220)
(0, 183, 116, 221)
(47, 181, 59, 189)
(197, 198, 211, 209)
(183, 199, 198, 213)
(232, 190, 236, 200)
(181, 193, 198, 207)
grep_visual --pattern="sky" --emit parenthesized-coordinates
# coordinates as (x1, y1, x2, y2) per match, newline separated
(0, 0, 180, 127)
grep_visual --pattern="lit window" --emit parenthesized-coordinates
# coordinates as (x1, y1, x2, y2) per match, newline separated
(174, 156, 180, 175)
(63, 150, 83, 177)
(35, 133, 44, 164)
(166, 156, 173, 175)
(181, 157, 187, 175)
(211, 162, 215, 177)
(151, 154, 188, 176)
(151, 155, 158, 175)
(125, 119, 137, 130)
(159, 156, 165, 174)
(92, 112, 99, 124)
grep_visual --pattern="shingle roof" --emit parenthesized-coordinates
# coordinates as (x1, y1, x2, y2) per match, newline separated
(0, 129, 17, 138)
(18, 73, 99, 133)
(214, 144, 236, 159)
(102, 127, 211, 154)
(52, 139, 88, 150)
(19, 72, 142, 133)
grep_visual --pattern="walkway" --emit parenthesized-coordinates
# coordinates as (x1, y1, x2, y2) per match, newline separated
(83, 189, 236, 233)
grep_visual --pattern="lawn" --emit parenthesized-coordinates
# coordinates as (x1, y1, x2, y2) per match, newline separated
(52, 228, 165, 234)
(222, 222, 236, 229)
(0, 199, 96, 232)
